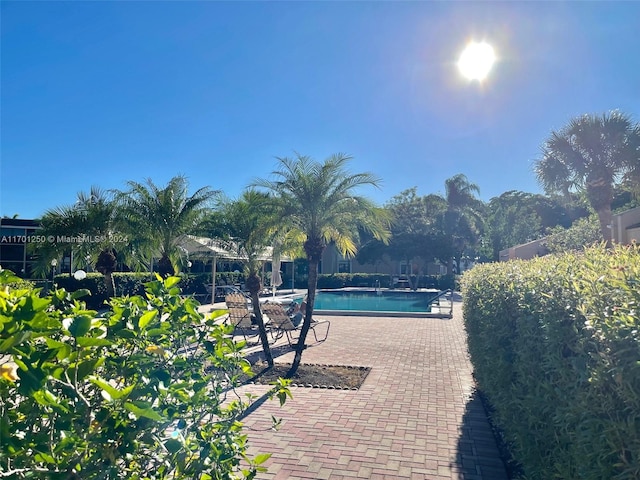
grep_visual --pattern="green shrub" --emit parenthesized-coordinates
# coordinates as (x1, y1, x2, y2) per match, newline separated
(545, 214, 602, 253)
(317, 273, 348, 289)
(0, 269, 290, 479)
(315, 273, 451, 290)
(52, 273, 242, 309)
(216, 271, 244, 288)
(435, 273, 456, 290)
(178, 272, 212, 296)
(4, 277, 35, 290)
(462, 245, 640, 480)
(349, 273, 389, 288)
(53, 273, 110, 309)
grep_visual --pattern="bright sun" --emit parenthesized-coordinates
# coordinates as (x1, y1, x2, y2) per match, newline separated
(457, 41, 496, 81)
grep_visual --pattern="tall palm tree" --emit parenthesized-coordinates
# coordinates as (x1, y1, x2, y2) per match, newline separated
(115, 176, 218, 276)
(34, 187, 120, 296)
(535, 111, 640, 247)
(440, 174, 484, 274)
(212, 190, 279, 366)
(253, 153, 391, 375)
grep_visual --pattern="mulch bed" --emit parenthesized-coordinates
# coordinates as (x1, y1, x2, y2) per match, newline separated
(244, 362, 371, 390)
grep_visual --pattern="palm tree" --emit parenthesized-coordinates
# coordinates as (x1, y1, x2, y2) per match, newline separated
(34, 187, 120, 296)
(535, 111, 640, 247)
(440, 174, 484, 274)
(253, 153, 391, 375)
(212, 190, 279, 367)
(115, 176, 218, 276)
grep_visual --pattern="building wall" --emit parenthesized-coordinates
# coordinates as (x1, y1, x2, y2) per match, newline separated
(0, 218, 41, 278)
(499, 237, 549, 261)
(320, 245, 444, 276)
(499, 206, 640, 262)
(627, 227, 640, 243)
(613, 206, 640, 245)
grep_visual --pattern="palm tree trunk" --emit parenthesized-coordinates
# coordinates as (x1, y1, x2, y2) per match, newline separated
(104, 272, 116, 298)
(287, 259, 318, 377)
(250, 292, 274, 367)
(447, 256, 455, 276)
(596, 206, 613, 248)
(158, 254, 174, 277)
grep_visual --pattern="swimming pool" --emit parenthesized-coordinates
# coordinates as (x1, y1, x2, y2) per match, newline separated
(308, 289, 443, 317)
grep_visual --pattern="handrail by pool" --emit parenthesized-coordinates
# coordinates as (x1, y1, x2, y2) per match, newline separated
(430, 289, 454, 318)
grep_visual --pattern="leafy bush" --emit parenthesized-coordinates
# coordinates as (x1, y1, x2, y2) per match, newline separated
(52, 273, 244, 309)
(544, 214, 602, 253)
(462, 245, 640, 479)
(315, 273, 452, 290)
(317, 274, 348, 289)
(216, 271, 244, 288)
(178, 273, 213, 296)
(53, 273, 154, 309)
(435, 274, 456, 290)
(53, 272, 111, 309)
(3, 277, 35, 291)
(0, 269, 290, 479)
(55, 272, 232, 309)
(349, 274, 390, 288)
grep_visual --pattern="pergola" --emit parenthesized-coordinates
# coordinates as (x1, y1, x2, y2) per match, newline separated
(177, 235, 292, 303)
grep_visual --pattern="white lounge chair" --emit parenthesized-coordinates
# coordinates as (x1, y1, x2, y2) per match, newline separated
(261, 302, 330, 347)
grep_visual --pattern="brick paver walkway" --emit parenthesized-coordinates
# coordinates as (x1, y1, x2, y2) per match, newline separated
(235, 300, 509, 480)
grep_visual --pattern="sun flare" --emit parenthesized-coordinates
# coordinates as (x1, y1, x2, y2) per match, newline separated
(457, 41, 496, 81)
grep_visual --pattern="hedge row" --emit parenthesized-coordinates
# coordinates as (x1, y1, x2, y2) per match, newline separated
(316, 273, 455, 290)
(461, 245, 640, 480)
(52, 272, 244, 309)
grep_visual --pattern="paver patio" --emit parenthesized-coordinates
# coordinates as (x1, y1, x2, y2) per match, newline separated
(233, 299, 509, 480)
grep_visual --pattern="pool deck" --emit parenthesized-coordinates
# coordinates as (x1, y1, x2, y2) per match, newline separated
(208, 296, 509, 480)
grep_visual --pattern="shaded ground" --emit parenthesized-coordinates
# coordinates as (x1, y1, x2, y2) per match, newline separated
(236, 308, 510, 479)
(245, 362, 371, 390)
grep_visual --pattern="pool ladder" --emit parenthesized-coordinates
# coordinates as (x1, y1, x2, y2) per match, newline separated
(432, 289, 454, 318)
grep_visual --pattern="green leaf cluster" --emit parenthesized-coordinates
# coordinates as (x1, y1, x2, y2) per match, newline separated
(52, 272, 245, 310)
(544, 214, 603, 254)
(462, 245, 640, 479)
(315, 273, 454, 290)
(0, 270, 290, 479)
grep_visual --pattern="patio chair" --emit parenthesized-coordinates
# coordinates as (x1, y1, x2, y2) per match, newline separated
(225, 293, 259, 342)
(261, 302, 330, 347)
(203, 284, 213, 303)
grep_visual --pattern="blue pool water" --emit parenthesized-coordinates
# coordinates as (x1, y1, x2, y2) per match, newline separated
(311, 289, 439, 314)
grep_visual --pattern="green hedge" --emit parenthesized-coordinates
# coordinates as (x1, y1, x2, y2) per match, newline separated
(316, 273, 454, 290)
(462, 245, 640, 479)
(53, 273, 111, 309)
(52, 272, 242, 309)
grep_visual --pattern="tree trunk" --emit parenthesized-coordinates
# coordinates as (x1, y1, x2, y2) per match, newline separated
(287, 259, 319, 377)
(157, 255, 174, 277)
(586, 181, 613, 248)
(596, 206, 613, 248)
(104, 272, 116, 298)
(248, 274, 274, 367)
(447, 256, 454, 276)
(96, 250, 117, 298)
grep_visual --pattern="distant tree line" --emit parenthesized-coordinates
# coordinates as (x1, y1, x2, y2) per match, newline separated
(24, 110, 640, 375)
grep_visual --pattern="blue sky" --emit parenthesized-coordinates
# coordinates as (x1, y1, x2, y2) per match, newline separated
(2, 1, 639, 219)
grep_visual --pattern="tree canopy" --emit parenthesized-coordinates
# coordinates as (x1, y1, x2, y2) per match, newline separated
(535, 111, 640, 246)
(253, 153, 391, 374)
(115, 176, 218, 276)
